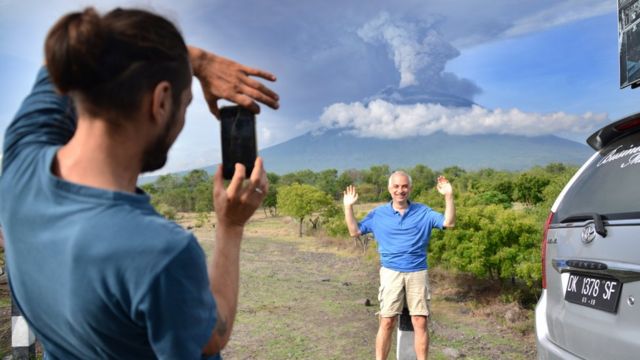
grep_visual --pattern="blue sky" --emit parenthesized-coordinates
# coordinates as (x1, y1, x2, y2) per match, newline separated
(1, 0, 637, 174)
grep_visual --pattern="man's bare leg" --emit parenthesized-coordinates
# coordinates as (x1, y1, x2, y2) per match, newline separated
(411, 315, 428, 360)
(376, 316, 397, 360)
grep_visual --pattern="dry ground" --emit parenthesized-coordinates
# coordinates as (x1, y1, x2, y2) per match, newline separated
(187, 211, 536, 360)
(0, 210, 536, 359)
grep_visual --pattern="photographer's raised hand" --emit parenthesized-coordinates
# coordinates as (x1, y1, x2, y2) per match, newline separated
(188, 46, 279, 118)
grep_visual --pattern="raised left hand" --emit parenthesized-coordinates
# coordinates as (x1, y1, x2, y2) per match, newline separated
(436, 175, 453, 196)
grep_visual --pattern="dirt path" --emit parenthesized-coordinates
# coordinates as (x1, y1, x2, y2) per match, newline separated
(188, 212, 536, 360)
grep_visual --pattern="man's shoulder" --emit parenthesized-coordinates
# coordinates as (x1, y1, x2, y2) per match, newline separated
(410, 202, 431, 211)
(116, 209, 194, 246)
(82, 205, 196, 263)
(409, 202, 441, 217)
(364, 203, 388, 218)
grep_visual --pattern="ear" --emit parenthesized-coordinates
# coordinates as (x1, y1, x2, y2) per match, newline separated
(150, 81, 173, 126)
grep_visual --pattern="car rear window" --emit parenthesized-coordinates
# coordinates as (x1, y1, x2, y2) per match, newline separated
(554, 130, 640, 223)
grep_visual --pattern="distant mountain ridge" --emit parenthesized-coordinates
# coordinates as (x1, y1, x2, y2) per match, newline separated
(257, 129, 593, 174)
(139, 129, 593, 184)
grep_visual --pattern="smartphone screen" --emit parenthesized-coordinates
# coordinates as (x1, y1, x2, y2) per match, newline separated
(220, 106, 257, 180)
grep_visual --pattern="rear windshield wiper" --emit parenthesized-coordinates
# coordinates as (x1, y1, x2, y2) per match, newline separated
(560, 212, 607, 237)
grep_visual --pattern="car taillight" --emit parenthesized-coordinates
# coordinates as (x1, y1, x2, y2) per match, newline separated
(614, 117, 640, 131)
(541, 211, 554, 289)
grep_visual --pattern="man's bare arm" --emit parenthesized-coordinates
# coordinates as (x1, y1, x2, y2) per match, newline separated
(437, 176, 456, 228)
(187, 46, 276, 355)
(202, 159, 268, 355)
(343, 185, 361, 237)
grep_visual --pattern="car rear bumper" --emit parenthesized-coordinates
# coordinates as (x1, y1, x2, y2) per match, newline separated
(535, 290, 582, 360)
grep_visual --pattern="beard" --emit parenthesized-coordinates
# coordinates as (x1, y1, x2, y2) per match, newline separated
(140, 109, 180, 173)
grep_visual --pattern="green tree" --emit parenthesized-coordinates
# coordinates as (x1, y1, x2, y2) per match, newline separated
(267, 172, 281, 186)
(544, 162, 568, 174)
(363, 165, 390, 201)
(140, 183, 157, 196)
(154, 174, 180, 193)
(355, 183, 379, 203)
(491, 179, 515, 202)
(408, 164, 436, 197)
(429, 205, 541, 286)
(194, 181, 213, 213)
(441, 166, 466, 180)
(183, 169, 209, 190)
(317, 169, 339, 198)
(263, 185, 278, 216)
(513, 173, 551, 205)
(321, 202, 349, 237)
(277, 183, 333, 237)
(336, 169, 362, 195)
(280, 169, 317, 186)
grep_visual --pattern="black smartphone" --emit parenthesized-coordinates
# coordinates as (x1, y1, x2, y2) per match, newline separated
(220, 106, 257, 180)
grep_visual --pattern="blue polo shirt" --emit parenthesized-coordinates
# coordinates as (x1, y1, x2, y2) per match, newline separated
(359, 202, 445, 272)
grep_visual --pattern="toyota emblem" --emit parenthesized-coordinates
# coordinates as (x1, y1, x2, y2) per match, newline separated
(581, 224, 596, 244)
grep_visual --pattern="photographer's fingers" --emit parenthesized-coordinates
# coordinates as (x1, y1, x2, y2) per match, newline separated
(240, 77, 279, 110)
(229, 95, 261, 115)
(227, 163, 246, 199)
(247, 158, 267, 200)
(213, 165, 225, 196)
(240, 86, 279, 112)
(241, 65, 277, 82)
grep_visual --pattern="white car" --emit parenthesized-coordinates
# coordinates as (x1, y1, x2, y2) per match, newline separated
(536, 113, 640, 359)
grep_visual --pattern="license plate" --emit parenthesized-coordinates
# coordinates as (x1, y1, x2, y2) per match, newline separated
(565, 273, 622, 313)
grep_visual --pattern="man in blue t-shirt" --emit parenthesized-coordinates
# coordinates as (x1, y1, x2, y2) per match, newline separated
(0, 7, 279, 359)
(344, 171, 455, 360)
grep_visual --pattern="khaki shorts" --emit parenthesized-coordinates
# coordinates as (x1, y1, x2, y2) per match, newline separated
(378, 267, 431, 317)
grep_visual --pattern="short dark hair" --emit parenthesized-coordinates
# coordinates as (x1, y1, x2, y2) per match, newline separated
(45, 7, 191, 121)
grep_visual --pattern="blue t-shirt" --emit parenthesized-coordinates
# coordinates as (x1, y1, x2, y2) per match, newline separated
(359, 202, 445, 272)
(0, 68, 219, 359)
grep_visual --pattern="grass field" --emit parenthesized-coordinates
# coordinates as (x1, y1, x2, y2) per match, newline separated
(189, 211, 536, 359)
(0, 209, 536, 359)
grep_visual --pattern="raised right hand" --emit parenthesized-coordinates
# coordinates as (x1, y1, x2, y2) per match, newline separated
(343, 185, 359, 207)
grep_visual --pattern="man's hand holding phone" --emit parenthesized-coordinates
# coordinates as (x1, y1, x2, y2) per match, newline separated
(214, 157, 268, 229)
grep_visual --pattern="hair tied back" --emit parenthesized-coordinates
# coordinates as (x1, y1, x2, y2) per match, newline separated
(45, 7, 106, 94)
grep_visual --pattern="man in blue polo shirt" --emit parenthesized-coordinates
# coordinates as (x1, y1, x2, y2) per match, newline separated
(344, 171, 455, 360)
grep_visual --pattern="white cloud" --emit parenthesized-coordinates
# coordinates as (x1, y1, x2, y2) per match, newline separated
(320, 99, 608, 139)
(503, 0, 615, 38)
(259, 125, 272, 145)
